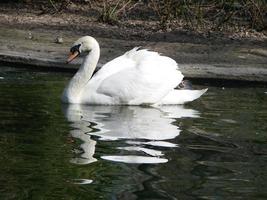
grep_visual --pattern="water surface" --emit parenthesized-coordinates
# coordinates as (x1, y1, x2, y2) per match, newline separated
(0, 66, 266, 199)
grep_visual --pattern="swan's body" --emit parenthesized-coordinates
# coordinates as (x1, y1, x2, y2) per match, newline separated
(62, 36, 207, 105)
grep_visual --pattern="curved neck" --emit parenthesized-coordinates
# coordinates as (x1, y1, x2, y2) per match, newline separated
(63, 43, 100, 103)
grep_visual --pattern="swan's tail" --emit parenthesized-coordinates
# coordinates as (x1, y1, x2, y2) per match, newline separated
(159, 88, 208, 105)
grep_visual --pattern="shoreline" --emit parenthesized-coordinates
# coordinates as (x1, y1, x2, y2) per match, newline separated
(0, 22, 267, 83)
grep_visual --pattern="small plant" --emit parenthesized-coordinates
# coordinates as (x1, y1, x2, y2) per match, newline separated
(48, 0, 59, 12)
(243, 0, 266, 31)
(98, 0, 137, 25)
(46, 0, 71, 13)
(150, 0, 176, 29)
(150, 0, 267, 32)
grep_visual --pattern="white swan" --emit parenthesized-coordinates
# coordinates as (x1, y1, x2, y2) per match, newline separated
(62, 36, 207, 105)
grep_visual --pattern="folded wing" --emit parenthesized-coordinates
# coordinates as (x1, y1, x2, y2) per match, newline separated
(96, 48, 183, 105)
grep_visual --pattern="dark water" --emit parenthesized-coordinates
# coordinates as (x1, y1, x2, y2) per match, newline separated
(0, 66, 266, 200)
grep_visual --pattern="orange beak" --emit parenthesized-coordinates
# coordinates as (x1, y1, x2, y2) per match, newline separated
(67, 51, 79, 63)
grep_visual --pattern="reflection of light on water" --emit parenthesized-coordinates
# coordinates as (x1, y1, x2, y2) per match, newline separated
(117, 146, 164, 156)
(63, 105, 200, 165)
(126, 140, 178, 147)
(101, 155, 168, 164)
(220, 118, 237, 124)
(72, 179, 93, 185)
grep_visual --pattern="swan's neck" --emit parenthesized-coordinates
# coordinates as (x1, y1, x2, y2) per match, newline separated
(63, 44, 100, 103)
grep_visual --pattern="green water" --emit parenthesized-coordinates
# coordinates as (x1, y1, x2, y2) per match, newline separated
(0, 66, 266, 200)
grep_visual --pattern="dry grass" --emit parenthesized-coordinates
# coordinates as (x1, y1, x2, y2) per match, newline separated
(98, 0, 140, 24)
(5, 0, 267, 32)
(150, 0, 266, 31)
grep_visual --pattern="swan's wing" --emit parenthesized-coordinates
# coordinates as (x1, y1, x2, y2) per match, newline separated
(95, 49, 183, 105)
(91, 48, 141, 80)
(92, 48, 179, 81)
(158, 89, 208, 105)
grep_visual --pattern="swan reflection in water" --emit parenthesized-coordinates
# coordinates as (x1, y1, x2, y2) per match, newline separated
(63, 105, 200, 165)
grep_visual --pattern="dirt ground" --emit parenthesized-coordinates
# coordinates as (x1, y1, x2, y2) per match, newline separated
(0, 1, 266, 44)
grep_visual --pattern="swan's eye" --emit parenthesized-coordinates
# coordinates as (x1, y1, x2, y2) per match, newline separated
(70, 44, 81, 54)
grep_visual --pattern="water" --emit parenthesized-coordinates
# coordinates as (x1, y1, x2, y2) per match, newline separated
(0, 66, 267, 200)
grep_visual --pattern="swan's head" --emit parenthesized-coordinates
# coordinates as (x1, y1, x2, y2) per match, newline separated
(67, 36, 98, 63)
